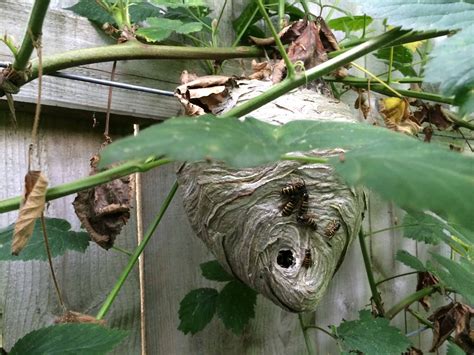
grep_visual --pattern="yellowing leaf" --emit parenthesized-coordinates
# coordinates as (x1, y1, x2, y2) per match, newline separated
(378, 97, 420, 135)
(12, 171, 48, 255)
(403, 40, 423, 52)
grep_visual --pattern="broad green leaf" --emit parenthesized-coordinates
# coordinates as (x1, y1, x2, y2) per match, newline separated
(428, 253, 474, 304)
(99, 116, 474, 234)
(336, 310, 411, 355)
(136, 18, 202, 42)
(177, 22, 203, 34)
(200, 260, 234, 282)
(129, 2, 162, 23)
(66, 0, 114, 25)
(178, 288, 218, 335)
(9, 324, 126, 355)
(356, 0, 474, 114)
(402, 211, 444, 245)
(0, 218, 90, 261)
(216, 280, 257, 334)
(328, 15, 373, 32)
(447, 343, 466, 355)
(395, 250, 426, 271)
(374, 45, 417, 77)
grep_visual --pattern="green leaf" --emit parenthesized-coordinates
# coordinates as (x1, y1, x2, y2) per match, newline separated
(374, 45, 417, 77)
(428, 253, 474, 304)
(328, 15, 373, 32)
(129, 2, 162, 23)
(178, 288, 218, 335)
(355, 0, 474, 115)
(0, 218, 90, 261)
(447, 343, 466, 355)
(136, 18, 202, 42)
(402, 211, 445, 245)
(9, 324, 126, 355)
(66, 0, 115, 25)
(99, 116, 474, 234)
(336, 310, 411, 355)
(200, 260, 234, 282)
(395, 250, 426, 271)
(216, 280, 257, 335)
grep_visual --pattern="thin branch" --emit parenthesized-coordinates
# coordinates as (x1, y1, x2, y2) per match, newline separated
(305, 325, 337, 339)
(375, 271, 418, 287)
(385, 286, 437, 320)
(0, 158, 172, 214)
(298, 314, 316, 355)
(96, 180, 179, 320)
(12, 0, 51, 72)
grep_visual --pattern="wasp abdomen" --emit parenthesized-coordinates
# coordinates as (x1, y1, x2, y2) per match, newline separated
(302, 248, 313, 268)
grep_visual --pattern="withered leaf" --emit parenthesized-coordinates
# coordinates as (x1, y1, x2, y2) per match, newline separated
(412, 102, 453, 130)
(73, 155, 132, 250)
(249, 20, 307, 46)
(354, 90, 371, 119)
(55, 311, 106, 326)
(428, 302, 474, 353)
(378, 97, 420, 135)
(12, 171, 48, 255)
(403, 346, 423, 355)
(416, 271, 439, 311)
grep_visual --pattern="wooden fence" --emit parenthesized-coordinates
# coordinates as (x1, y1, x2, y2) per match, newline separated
(0, 1, 448, 353)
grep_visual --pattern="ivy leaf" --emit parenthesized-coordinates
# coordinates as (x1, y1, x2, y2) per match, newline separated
(374, 45, 417, 77)
(328, 15, 373, 32)
(178, 288, 218, 335)
(200, 260, 234, 282)
(66, 0, 114, 25)
(9, 324, 126, 355)
(336, 310, 411, 355)
(216, 280, 257, 335)
(428, 254, 474, 304)
(99, 116, 474, 234)
(136, 18, 202, 42)
(356, 0, 474, 115)
(129, 2, 162, 23)
(395, 250, 426, 271)
(0, 218, 90, 261)
(402, 211, 445, 245)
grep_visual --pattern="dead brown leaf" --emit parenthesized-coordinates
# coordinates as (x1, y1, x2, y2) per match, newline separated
(403, 346, 423, 355)
(73, 155, 132, 250)
(354, 90, 371, 119)
(412, 102, 453, 130)
(12, 171, 48, 255)
(249, 20, 307, 46)
(55, 311, 106, 325)
(428, 302, 474, 353)
(416, 272, 439, 311)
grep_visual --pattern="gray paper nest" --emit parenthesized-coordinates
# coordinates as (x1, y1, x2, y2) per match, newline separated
(175, 78, 365, 312)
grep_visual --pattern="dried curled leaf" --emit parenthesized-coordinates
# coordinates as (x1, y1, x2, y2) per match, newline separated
(73, 155, 132, 250)
(378, 97, 420, 135)
(55, 311, 106, 325)
(416, 271, 439, 311)
(428, 302, 474, 353)
(12, 171, 48, 255)
(249, 20, 306, 46)
(354, 90, 371, 119)
(411, 101, 453, 130)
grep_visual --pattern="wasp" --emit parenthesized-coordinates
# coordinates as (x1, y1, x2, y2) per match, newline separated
(302, 248, 313, 268)
(281, 180, 306, 197)
(324, 219, 341, 238)
(298, 192, 309, 216)
(297, 214, 318, 230)
(281, 199, 297, 216)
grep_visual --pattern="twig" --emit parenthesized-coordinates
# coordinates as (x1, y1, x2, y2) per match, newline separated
(298, 314, 316, 355)
(96, 180, 179, 320)
(305, 325, 337, 339)
(104, 61, 117, 142)
(375, 271, 419, 287)
(40, 214, 65, 310)
(385, 286, 438, 319)
(29, 33, 43, 170)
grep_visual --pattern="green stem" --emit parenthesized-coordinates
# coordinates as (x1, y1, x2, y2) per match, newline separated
(405, 308, 432, 328)
(364, 223, 420, 237)
(0, 158, 171, 214)
(298, 314, 316, 355)
(12, 0, 51, 72)
(387, 47, 394, 85)
(385, 286, 437, 320)
(305, 325, 337, 340)
(278, 0, 285, 30)
(375, 271, 419, 287)
(222, 28, 408, 119)
(358, 228, 384, 315)
(232, 6, 258, 47)
(96, 180, 179, 320)
(280, 155, 328, 164)
(256, 0, 295, 78)
(111, 245, 133, 256)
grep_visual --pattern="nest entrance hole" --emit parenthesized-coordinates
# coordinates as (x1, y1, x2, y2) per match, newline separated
(277, 249, 295, 268)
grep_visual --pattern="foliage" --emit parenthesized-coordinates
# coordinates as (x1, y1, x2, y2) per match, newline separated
(0, 218, 90, 261)
(327, 15, 373, 33)
(9, 324, 126, 354)
(335, 310, 411, 354)
(374, 45, 417, 77)
(178, 260, 257, 335)
(136, 18, 202, 42)
(99, 115, 474, 234)
(402, 211, 446, 245)
(395, 250, 426, 272)
(356, 0, 474, 115)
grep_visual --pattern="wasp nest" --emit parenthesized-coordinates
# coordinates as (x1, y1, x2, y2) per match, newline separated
(176, 78, 365, 312)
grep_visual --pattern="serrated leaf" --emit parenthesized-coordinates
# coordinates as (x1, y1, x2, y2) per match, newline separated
(402, 211, 445, 245)
(216, 280, 257, 335)
(374, 45, 417, 77)
(99, 116, 474, 234)
(129, 2, 162, 23)
(9, 323, 126, 355)
(200, 260, 234, 282)
(66, 0, 115, 25)
(136, 17, 201, 42)
(336, 310, 411, 355)
(176, 22, 202, 34)
(428, 254, 474, 304)
(0, 218, 90, 261)
(395, 250, 426, 271)
(178, 288, 218, 335)
(447, 343, 466, 355)
(355, 0, 474, 115)
(328, 15, 373, 32)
